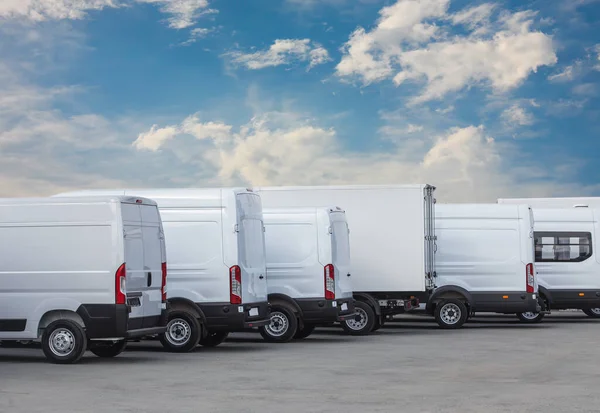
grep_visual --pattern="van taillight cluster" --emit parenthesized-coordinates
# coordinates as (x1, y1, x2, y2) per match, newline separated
(161, 262, 167, 302)
(526, 263, 535, 293)
(115, 263, 127, 305)
(324, 264, 335, 300)
(230, 265, 242, 304)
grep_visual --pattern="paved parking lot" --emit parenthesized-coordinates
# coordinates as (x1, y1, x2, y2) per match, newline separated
(1, 312, 600, 413)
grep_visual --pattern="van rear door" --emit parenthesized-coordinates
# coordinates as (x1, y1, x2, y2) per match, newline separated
(122, 203, 145, 324)
(236, 192, 268, 304)
(330, 211, 353, 299)
(139, 203, 165, 327)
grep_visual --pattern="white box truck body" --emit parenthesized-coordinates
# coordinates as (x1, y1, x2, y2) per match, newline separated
(254, 184, 436, 335)
(260, 207, 355, 341)
(0, 196, 167, 363)
(429, 203, 541, 327)
(54, 188, 270, 350)
(498, 198, 600, 317)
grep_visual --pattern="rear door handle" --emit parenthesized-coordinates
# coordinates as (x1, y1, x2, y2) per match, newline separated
(259, 275, 264, 279)
(147, 272, 152, 287)
(347, 273, 351, 277)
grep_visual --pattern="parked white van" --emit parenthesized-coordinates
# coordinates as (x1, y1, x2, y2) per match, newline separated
(0, 196, 167, 364)
(254, 184, 436, 335)
(55, 188, 270, 351)
(261, 207, 355, 342)
(496, 202, 600, 319)
(429, 204, 541, 327)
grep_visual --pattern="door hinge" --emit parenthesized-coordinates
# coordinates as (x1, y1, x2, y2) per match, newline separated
(234, 224, 239, 233)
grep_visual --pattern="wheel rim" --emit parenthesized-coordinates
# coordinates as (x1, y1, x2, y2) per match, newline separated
(590, 308, 600, 315)
(345, 307, 368, 331)
(521, 312, 539, 320)
(265, 312, 289, 337)
(49, 328, 76, 357)
(440, 303, 461, 325)
(165, 318, 191, 346)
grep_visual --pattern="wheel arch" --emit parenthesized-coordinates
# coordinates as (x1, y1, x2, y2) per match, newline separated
(353, 293, 381, 316)
(167, 297, 207, 324)
(426, 286, 473, 315)
(38, 309, 85, 338)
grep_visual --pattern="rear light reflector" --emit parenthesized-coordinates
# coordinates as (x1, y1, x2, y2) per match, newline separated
(230, 265, 242, 304)
(115, 263, 126, 305)
(324, 264, 335, 300)
(526, 263, 534, 293)
(161, 262, 167, 302)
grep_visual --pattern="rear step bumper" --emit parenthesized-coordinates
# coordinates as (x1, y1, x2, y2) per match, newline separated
(295, 297, 356, 324)
(243, 318, 270, 328)
(199, 301, 271, 332)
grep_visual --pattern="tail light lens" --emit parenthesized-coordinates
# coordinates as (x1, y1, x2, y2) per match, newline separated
(230, 265, 242, 304)
(324, 264, 335, 300)
(115, 263, 126, 305)
(526, 263, 535, 293)
(161, 262, 167, 302)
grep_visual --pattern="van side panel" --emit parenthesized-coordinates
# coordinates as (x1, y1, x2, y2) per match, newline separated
(0, 204, 116, 340)
(159, 208, 228, 303)
(264, 212, 323, 298)
(329, 211, 353, 299)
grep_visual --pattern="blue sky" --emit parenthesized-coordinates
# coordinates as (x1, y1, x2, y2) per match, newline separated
(0, 0, 599, 201)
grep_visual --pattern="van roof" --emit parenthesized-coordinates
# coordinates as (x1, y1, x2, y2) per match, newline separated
(54, 187, 254, 201)
(533, 207, 598, 223)
(263, 206, 346, 214)
(255, 184, 434, 191)
(0, 195, 157, 206)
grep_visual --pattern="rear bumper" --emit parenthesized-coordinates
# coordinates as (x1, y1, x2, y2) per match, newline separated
(546, 289, 600, 310)
(199, 301, 271, 331)
(471, 292, 540, 314)
(296, 298, 356, 324)
(76, 304, 168, 339)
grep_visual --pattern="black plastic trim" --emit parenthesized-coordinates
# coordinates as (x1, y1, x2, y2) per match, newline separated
(470, 291, 540, 313)
(0, 319, 26, 332)
(544, 289, 600, 310)
(294, 298, 356, 324)
(198, 301, 270, 332)
(76, 304, 167, 339)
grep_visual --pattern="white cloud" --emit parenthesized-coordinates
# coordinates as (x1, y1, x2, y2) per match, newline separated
(134, 0, 215, 29)
(548, 61, 583, 82)
(226, 39, 331, 70)
(336, 0, 557, 103)
(501, 104, 534, 127)
(0, 0, 119, 21)
(179, 27, 213, 46)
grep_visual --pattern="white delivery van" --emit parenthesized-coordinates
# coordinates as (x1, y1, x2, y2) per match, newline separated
(55, 188, 270, 351)
(0, 196, 167, 364)
(498, 199, 600, 318)
(430, 204, 541, 327)
(261, 207, 355, 342)
(254, 184, 436, 335)
(498, 197, 600, 209)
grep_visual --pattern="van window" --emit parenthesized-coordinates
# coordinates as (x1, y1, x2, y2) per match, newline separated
(264, 223, 314, 265)
(534, 231, 593, 263)
(332, 221, 350, 266)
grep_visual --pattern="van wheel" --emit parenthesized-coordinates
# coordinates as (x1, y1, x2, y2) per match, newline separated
(582, 308, 600, 318)
(159, 309, 201, 352)
(294, 324, 315, 339)
(42, 320, 87, 364)
(90, 340, 127, 358)
(516, 312, 545, 323)
(435, 299, 468, 329)
(199, 331, 229, 347)
(341, 301, 375, 335)
(259, 305, 298, 343)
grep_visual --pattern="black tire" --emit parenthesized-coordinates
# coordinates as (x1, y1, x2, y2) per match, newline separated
(90, 340, 127, 358)
(159, 308, 201, 353)
(341, 301, 376, 336)
(41, 320, 87, 364)
(259, 304, 298, 343)
(294, 324, 315, 339)
(516, 312, 545, 323)
(199, 331, 229, 347)
(434, 299, 468, 329)
(583, 308, 600, 318)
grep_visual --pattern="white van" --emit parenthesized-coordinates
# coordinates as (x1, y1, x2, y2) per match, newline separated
(429, 204, 541, 327)
(54, 188, 270, 351)
(0, 196, 167, 364)
(261, 207, 355, 342)
(254, 184, 436, 335)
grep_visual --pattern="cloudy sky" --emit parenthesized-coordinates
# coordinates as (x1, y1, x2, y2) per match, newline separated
(1, 0, 599, 202)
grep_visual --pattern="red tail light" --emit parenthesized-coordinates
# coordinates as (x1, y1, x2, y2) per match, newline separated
(230, 265, 242, 304)
(161, 262, 167, 302)
(324, 264, 335, 300)
(115, 263, 126, 305)
(526, 263, 535, 293)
